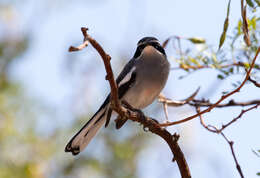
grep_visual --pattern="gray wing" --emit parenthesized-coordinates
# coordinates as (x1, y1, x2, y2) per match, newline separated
(104, 58, 137, 127)
(116, 58, 137, 85)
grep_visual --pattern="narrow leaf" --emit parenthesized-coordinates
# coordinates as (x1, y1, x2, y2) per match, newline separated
(217, 74, 224, 80)
(218, 0, 231, 50)
(246, 0, 255, 7)
(244, 62, 250, 69)
(242, 4, 251, 46)
(188, 57, 200, 65)
(188, 37, 206, 44)
(162, 37, 170, 48)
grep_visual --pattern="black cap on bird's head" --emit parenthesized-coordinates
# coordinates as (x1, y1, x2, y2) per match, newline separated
(134, 36, 166, 58)
(137, 37, 159, 46)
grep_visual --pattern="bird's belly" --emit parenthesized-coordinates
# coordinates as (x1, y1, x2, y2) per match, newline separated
(122, 81, 162, 109)
(121, 57, 169, 109)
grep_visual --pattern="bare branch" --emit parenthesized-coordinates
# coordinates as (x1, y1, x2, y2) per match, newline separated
(190, 99, 260, 108)
(252, 149, 260, 158)
(220, 132, 245, 178)
(197, 103, 260, 133)
(196, 107, 218, 133)
(68, 27, 89, 52)
(159, 93, 170, 122)
(248, 76, 260, 88)
(158, 87, 200, 107)
(218, 103, 259, 132)
(197, 107, 245, 178)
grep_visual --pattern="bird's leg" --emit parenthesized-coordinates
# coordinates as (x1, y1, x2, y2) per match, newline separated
(121, 100, 159, 132)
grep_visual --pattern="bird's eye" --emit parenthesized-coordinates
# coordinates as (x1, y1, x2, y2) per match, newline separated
(152, 43, 166, 55)
(152, 43, 160, 50)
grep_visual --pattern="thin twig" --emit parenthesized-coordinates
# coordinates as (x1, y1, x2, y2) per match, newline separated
(197, 108, 245, 178)
(196, 107, 217, 133)
(68, 27, 89, 52)
(159, 93, 169, 122)
(160, 47, 260, 127)
(248, 76, 260, 88)
(217, 103, 260, 132)
(220, 132, 245, 178)
(252, 149, 260, 157)
(197, 103, 259, 133)
(190, 99, 260, 108)
(158, 87, 200, 107)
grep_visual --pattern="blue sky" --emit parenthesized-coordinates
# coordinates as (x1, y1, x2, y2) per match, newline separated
(6, 0, 260, 177)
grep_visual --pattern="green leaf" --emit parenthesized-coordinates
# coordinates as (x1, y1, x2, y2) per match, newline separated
(217, 74, 224, 80)
(244, 62, 250, 69)
(218, 0, 231, 50)
(188, 37, 206, 44)
(257, 172, 260, 176)
(188, 57, 200, 65)
(229, 67, 234, 74)
(212, 54, 218, 64)
(250, 16, 257, 30)
(226, 0, 231, 16)
(246, 0, 255, 7)
(219, 30, 227, 49)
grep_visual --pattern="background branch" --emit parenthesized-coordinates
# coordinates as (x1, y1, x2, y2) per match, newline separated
(248, 76, 260, 88)
(190, 99, 260, 108)
(196, 107, 245, 178)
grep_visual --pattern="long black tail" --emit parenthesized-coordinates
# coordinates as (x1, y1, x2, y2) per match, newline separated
(65, 103, 108, 155)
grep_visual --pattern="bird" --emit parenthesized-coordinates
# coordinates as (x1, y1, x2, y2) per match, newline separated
(65, 37, 170, 155)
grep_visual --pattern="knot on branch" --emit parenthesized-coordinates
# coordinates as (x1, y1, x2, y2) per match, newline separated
(173, 133, 180, 142)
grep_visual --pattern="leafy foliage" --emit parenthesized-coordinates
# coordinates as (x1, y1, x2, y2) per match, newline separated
(169, 6, 260, 84)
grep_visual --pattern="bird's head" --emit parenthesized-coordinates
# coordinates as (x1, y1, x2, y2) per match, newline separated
(134, 37, 166, 58)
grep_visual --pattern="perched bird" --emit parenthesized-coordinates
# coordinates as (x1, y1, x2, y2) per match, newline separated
(65, 37, 170, 155)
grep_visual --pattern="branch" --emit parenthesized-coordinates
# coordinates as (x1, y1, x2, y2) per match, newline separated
(220, 132, 245, 178)
(218, 103, 259, 132)
(159, 47, 260, 127)
(170, 61, 260, 71)
(190, 99, 260, 108)
(158, 87, 200, 107)
(248, 76, 260, 88)
(69, 27, 191, 178)
(196, 107, 245, 178)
